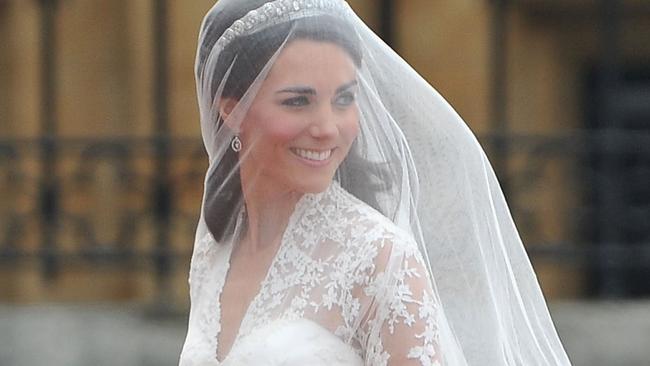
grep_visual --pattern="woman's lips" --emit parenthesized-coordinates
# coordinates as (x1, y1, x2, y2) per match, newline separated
(290, 148, 336, 165)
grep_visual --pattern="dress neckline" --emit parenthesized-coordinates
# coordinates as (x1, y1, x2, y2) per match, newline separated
(213, 187, 326, 363)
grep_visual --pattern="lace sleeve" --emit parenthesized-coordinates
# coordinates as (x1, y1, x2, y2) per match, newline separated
(361, 236, 442, 366)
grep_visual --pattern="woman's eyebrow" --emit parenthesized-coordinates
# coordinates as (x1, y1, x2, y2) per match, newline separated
(336, 80, 358, 94)
(276, 86, 316, 95)
(276, 80, 358, 95)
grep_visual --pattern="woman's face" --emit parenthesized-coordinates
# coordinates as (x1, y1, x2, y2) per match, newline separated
(236, 39, 359, 195)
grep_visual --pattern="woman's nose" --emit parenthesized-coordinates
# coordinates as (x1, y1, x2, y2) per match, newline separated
(309, 106, 338, 139)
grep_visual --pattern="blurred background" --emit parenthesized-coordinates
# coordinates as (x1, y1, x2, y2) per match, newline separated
(1, 0, 649, 365)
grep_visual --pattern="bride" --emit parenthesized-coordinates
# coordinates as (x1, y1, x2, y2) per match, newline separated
(179, 0, 572, 365)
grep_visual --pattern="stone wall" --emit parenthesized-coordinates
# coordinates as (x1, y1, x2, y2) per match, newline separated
(2, 0, 650, 303)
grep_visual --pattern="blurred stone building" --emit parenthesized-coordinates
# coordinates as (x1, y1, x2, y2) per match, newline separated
(1, 0, 649, 309)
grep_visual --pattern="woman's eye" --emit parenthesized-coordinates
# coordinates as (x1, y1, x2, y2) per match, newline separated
(281, 96, 309, 107)
(334, 92, 356, 107)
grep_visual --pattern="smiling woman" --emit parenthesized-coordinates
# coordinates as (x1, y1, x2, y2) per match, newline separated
(215, 38, 362, 361)
(233, 40, 360, 196)
(179, 1, 572, 365)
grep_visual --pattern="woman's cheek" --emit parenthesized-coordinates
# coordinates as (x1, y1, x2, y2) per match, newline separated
(342, 112, 360, 141)
(267, 116, 308, 142)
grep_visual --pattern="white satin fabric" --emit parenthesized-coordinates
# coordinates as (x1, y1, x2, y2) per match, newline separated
(224, 319, 363, 365)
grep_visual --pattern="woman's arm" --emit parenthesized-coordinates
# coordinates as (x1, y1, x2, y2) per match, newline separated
(361, 237, 442, 366)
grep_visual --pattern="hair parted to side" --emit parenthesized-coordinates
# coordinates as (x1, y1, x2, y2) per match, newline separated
(198, 4, 391, 242)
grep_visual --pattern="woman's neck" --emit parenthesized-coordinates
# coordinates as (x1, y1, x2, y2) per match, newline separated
(239, 182, 302, 255)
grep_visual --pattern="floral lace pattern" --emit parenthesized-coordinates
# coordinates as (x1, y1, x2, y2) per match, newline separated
(179, 182, 441, 366)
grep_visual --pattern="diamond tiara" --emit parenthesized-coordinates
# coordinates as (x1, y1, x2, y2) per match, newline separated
(213, 0, 352, 52)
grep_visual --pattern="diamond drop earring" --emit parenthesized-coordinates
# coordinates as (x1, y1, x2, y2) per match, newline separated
(230, 135, 242, 152)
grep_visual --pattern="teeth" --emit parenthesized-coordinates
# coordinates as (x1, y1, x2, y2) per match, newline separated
(293, 148, 332, 162)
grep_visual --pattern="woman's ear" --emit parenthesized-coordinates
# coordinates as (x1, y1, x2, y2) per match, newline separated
(219, 98, 239, 130)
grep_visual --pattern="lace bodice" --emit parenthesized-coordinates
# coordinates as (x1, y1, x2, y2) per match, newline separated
(179, 182, 442, 366)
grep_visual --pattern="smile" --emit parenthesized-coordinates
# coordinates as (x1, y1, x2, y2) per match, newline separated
(290, 148, 334, 162)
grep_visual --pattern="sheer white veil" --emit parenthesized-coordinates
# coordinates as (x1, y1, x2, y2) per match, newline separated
(188, 0, 572, 365)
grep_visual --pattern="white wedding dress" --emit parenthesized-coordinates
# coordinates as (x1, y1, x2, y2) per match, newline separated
(224, 318, 363, 365)
(179, 182, 441, 366)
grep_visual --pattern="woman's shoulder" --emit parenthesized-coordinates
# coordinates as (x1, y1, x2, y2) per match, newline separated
(319, 183, 432, 302)
(318, 182, 420, 256)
